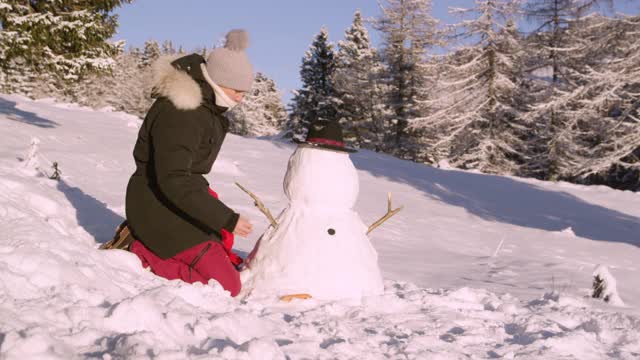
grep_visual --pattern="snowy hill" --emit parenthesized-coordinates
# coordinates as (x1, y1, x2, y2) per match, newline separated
(1, 94, 639, 359)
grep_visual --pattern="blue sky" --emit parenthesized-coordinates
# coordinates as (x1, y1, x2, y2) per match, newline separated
(113, 0, 638, 103)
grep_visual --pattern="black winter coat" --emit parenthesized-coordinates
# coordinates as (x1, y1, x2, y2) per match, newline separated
(125, 54, 239, 259)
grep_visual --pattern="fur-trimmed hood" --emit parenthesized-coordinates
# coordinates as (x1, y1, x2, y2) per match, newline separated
(151, 54, 213, 111)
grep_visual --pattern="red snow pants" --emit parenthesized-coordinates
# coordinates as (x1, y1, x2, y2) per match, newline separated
(129, 188, 242, 297)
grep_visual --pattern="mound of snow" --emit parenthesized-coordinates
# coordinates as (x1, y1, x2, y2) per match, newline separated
(592, 264, 624, 306)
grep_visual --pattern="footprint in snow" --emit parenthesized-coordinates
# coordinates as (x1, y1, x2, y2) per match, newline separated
(439, 326, 465, 343)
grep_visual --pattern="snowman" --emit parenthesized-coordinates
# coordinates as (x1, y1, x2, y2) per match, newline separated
(237, 120, 402, 300)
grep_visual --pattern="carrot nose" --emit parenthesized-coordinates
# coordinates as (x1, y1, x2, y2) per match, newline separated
(279, 293, 312, 302)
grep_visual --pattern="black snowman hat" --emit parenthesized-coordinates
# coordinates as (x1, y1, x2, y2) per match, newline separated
(293, 120, 357, 153)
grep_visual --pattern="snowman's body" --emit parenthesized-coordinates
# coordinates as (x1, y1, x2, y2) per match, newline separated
(240, 145, 384, 299)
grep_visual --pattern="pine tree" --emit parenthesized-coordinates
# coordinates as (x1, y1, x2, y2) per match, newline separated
(76, 44, 151, 118)
(544, 14, 640, 189)
(412, 0, 525, 173)
(0, 0, 132, 96)
(373, 0, 440, 157)
(227, 73, 288, 136)
(162, 40, 176, 55)
(129, 46, 143, 62)
(141, 40, 161, 67)
(288, 28, 338, 139)
(520, 0, 612, 180)
(334, 10, 388, 150)
(192, 46, 208, 59)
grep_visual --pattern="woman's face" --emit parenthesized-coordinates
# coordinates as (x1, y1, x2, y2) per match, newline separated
(220, 86, 246, 103)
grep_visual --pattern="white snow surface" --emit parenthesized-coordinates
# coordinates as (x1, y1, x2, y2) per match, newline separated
(241, 145, 384, 299)
(1, 93, 639, 359)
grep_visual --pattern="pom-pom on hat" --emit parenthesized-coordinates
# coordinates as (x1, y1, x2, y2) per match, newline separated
(206, 29, 254, 91)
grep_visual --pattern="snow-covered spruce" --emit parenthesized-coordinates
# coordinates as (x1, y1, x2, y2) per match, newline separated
(412, 0, 523, 173)
(531, 14, 640, 186)
(288, 28, 339, 140)
(0, 0, 130, 97)
(74, 42, 153, 118)
(333, 10, 389, 150)
(517, 3, 640, 184)
(373, 0, 439, 158)
(226, 72, 287, 137)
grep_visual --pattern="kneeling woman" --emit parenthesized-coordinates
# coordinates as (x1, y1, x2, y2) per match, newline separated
(125, 30, 254, 296)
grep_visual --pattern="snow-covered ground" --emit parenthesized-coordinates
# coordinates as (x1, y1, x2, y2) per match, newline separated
(1, 94, 639, 359)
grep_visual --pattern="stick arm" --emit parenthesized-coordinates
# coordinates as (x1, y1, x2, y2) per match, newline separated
(367, 192, 403, 235)
(235, 182, 278, 228)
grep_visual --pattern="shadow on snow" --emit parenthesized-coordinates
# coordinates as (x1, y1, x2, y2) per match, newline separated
(57, 179, 124, 244)
(351, 150, 640, 247)
(0, 98, 59, 128)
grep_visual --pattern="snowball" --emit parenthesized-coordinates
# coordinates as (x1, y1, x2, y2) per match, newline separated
(284, 146, 359, 208)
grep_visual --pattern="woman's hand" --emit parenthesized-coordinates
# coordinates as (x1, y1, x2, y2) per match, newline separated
(233, 215, 253, 237)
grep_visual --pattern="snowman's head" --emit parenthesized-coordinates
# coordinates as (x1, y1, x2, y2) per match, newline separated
(283, 145, 359, 208)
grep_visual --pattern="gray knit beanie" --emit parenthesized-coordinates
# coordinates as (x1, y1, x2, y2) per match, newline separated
(206, 29, 254, 91)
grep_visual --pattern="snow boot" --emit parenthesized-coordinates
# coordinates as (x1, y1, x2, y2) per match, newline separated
(100, 221, 135, 250)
